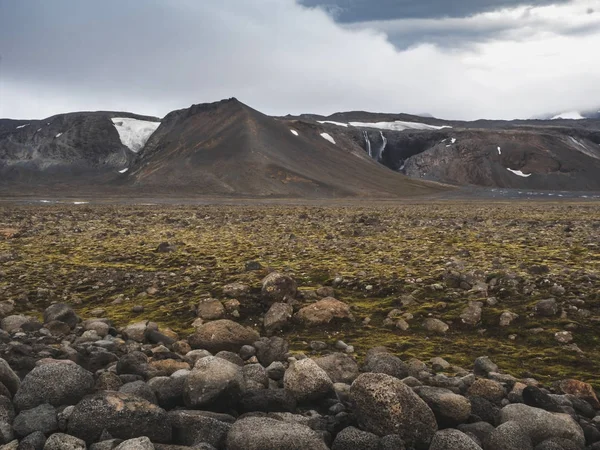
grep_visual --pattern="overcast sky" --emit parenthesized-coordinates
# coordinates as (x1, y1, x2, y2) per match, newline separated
(0, 0, 599, 120)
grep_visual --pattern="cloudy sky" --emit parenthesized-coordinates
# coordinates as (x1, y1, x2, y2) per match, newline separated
(0, 0, 599, 120)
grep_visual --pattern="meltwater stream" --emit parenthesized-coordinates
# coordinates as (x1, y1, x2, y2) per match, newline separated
(363, 131, 372, 158)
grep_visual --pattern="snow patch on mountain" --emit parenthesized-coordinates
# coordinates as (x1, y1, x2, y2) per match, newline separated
(318, 120, 348, 127)
(290, 129, 299, 136)
(320, 133, 336, 144)
(551, 111, 584, 120)
(111, 117, 161, 153)
(16, 124, 30, 130)
(349, 120, 451, 131)
(507, 168, 532, 177)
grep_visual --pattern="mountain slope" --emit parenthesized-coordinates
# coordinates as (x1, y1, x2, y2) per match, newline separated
(126, 98, 446, 197)
(0, 111, 160, 185)
(292, 112, 600, 191)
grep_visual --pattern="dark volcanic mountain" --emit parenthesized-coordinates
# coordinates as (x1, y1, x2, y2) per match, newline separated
(0, 112, 160, 185)
(3, 98, 600, 197)
(126, 98, 444, 197)
(286, 111, 600, 191)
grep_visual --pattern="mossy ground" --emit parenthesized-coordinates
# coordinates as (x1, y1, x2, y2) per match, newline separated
(0, 201, 599, 386)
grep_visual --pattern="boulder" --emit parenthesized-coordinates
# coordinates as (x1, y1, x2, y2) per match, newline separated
(263, 303, 293, 334)
(169, 409, 233, 447)
(254, 336, 289, 367)
(239, 389, 297, 413)
(460, 302, 483, 326)
(473, 357, 498, 377)
(423, 318, 449, 334)
(332, 426, 379, 450)
(43, 433, 86, 450)
(557, 379, 600, 409)
(114, 437, 155, 450)
(43, 304, 79, 328)
(350, 373, 437, 447)
(0, 359, 20, 397)
(498, 403, 585, 447)
(183, 356, 243, 409)
(484, 421, 533, 450)
(119, 381, 158, 404)
(67, 391, 172, 444)
(499, 311, 519, 327)
(0, 315, 35, 333)
(188, 320, 259, 353)
(223, 282, 250, 298)
(283, 358, 333, 403)
(414, 386, 472, 427)
(294, 298, 353, 326)
(534, 299, 558, 317)
(226, 416, 328, 450)
(122, 321, 158, 343)
(313, 353, 359, 384)
(261, 272, 297, 303)
(467, 379, 505, 403)
(13, 403, 58, 437)
(430, 429, 482, 450)
(362, 349, 408, 379)
(196, 299, 226, 321)
(14, 362, 94, 411)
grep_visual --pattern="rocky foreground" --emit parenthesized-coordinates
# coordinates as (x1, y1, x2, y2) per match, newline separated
(0, 302, 598, 449)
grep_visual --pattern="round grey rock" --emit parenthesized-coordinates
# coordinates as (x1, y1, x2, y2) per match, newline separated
(114, 437, 154, 450)
(43, 433, 86, 450)
(414, 386, 471, 427)
(226, 416, 327, 450)
(314, 353, 359, 384)
(67, 391, 171, 444)
(14, 362, 94, 411)
(350, 372, 437, 447)
(499, 404, 584, 447)
(0, 359, 19, 397)
(13, 403, 57, 437)
(485, 421, 533, 450)
(183, 356, 243, 409)
(430, 429, 482, 450)
(332, 426, 379, 450)
(283, 358, 333, 403)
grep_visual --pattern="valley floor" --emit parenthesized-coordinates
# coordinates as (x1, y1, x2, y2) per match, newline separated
(0, 200, 599, 386)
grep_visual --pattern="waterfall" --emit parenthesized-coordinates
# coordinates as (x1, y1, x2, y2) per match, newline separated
(378, 131, 387, 161)
(363, 131, 372, 158)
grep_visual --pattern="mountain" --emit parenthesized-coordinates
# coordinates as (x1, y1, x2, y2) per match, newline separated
(289, 112, 600, 191)
(0, 100, 446, 198)
(0, 112, 160, 185)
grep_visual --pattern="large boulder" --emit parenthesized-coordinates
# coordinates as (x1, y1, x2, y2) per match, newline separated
(67, 391, 172, 444)
(467, 379, 505, 403)
(350, 373, 437, 448)
(484, 421, 533, 450)
(261, 272, 297, 303)
(226, 416, 328, 450)
(43, 303, 79, 328)
(556, 379, 600, 409)
(169, 410, 233, 448)
(423, 318, 449, 334)
(13, 403, 58, 437)
(183, 356, 243, 409)
(43, 433, 87, 450)
(498, 403, 585, 447)
(0, 359, 20, 397)
(263, 303, 294, 334)
(294, 298, 354, 326)
(196, 299, 226, 321)
(362, 348, 408, 379)
(430, 429, 482, 450)
(332, 426, 380, 450)
(313, 353, 359, 384)
(254, 336, 289, 367)
(114, 437, 154, 450)
(414, 386, 472, 427)
(14, 362, 94, 411)
(283, 358, 333, 403)
(188, 320, 259, 353)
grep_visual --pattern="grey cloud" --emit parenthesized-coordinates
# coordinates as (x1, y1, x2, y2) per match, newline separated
(298, 0, 570, 21)
(0, 0, 599, 121)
